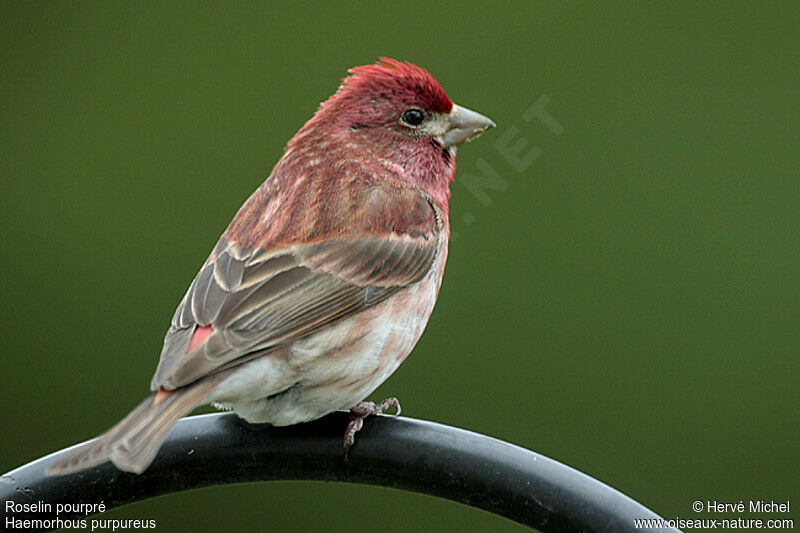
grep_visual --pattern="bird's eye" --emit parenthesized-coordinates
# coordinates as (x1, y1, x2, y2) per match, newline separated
(401, 108, 425, 127)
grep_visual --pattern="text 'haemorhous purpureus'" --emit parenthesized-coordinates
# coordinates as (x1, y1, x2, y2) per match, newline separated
(47, 58, 495, 475)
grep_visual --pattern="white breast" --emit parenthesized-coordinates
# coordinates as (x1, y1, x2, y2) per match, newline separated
(209, 248, 446, 426)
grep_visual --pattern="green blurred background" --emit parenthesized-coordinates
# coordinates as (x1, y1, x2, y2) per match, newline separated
(2, 2, 798, 531)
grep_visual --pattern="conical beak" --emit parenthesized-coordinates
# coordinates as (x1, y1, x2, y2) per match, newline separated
(441, 104, 496, 148)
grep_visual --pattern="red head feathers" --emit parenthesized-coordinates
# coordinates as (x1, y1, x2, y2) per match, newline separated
(340, 58, 453, 114)
(317, 58, 454, 128)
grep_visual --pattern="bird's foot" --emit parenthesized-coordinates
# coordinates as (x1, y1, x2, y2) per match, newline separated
(343, 397, 401, 459)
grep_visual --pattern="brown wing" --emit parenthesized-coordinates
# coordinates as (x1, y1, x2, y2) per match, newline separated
(151, 186, 442, 390)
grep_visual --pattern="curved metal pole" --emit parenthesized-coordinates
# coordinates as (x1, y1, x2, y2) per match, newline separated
(1, 412, 676, 532)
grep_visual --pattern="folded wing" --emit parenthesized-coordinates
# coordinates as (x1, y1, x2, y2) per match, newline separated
(151, 185, 442, 390)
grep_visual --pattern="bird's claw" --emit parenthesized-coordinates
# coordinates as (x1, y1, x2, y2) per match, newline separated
(343, 397, 401, 459)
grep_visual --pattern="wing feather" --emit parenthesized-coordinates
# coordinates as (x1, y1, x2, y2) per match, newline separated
(150, 185, 443, 390)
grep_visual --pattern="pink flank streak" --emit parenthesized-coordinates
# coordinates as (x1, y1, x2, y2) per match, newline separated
(187, 325, 214, 353)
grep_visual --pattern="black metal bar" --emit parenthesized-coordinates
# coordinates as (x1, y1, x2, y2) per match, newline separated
(1, 412, 676, 532)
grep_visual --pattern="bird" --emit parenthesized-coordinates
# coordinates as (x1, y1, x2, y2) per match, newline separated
(46, 58, 495, 475)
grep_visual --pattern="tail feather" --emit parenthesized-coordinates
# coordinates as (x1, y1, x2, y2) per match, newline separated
(46, 377, 222, 475)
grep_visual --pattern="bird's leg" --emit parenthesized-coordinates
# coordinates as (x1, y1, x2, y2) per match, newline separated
(343, 397, 402, 458)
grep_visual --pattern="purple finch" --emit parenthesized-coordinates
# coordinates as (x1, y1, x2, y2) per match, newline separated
(47, 58, 494, 475)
